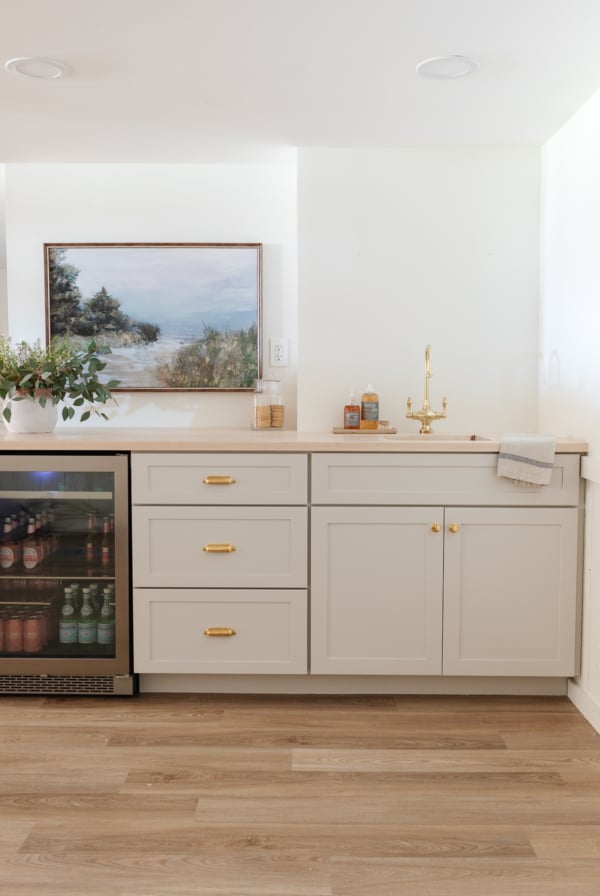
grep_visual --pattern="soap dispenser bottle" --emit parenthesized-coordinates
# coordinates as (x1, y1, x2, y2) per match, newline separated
(343, 389, 361, 429)
(360, 384, 379, 430)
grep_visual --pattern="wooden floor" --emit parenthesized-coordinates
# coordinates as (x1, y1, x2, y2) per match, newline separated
(1, 693, 600, 895)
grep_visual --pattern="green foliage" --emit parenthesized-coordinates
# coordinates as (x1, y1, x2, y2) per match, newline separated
(48, 248, 84, 337)
(0, 336, 120, 423)
(156, 323, 258, 388)
(48, 249, 160, 344)
(136, 321, 161, 343)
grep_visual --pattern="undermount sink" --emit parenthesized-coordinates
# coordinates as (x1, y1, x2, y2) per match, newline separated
(385, 433, 493, 441)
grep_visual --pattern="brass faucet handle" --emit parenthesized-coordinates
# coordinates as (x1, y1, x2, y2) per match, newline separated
(406, 397, 412, 412)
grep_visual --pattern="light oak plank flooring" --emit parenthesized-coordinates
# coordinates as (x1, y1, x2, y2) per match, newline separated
(0, 693, 599, 895)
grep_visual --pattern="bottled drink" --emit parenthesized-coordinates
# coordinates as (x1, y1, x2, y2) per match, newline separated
(0, 517, 19, 569)
(97, 589, 115, 645)
(70, 582, 81, 612)
(100, 517, 113, 567)
(23, 517, 43, 569)
(77, 588, 97, 644)
(88, 582, 100, 613)
(85, 513, 96, 563)
(59, 587, 77, 645)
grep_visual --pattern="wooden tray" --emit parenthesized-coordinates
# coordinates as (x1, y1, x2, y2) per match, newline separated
(332, 425, 397, 434)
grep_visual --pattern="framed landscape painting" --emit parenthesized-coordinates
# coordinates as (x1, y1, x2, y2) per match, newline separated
(44, 242, 262, 391)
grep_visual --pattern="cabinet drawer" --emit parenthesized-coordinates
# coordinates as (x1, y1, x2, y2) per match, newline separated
(132, 506, 307, 587)
(311, 453, 581, 506)
(132, 453, 307, 505)
(134, 588, 307, 674)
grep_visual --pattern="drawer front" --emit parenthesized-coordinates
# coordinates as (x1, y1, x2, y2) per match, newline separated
(134, 588, 307, 674)
(311, 453, 581, 507)
(132, 506, 307, 587)
(132, 453, 308, 505)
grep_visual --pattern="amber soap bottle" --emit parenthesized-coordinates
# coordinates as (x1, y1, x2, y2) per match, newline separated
(343, 390, 361, 429)
(360, 384, 379, 429)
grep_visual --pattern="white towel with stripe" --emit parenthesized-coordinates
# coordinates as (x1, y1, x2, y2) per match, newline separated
(497, 434, 556, 487)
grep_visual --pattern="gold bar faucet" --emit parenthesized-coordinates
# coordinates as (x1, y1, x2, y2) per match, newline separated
(406, 345, 447, 434)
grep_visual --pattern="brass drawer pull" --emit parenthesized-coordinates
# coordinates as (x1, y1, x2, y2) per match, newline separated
(203, 475, 236, 485)
(204, 627, 237, 637)
(203, 543, 236, 553)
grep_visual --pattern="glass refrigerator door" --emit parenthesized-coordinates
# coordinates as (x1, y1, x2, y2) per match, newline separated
(0, 454, 130, 676)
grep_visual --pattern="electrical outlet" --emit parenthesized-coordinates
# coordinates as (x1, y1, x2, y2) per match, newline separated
(270, 337, 288, 367)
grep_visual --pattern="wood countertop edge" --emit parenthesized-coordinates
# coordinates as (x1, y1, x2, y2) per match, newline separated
(0, 428, 588, 454)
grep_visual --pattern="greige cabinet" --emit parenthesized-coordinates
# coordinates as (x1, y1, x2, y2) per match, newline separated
(311, 453, 582, 677)
(132, 453, 308, 674)
(442, 506, 579, 676)
(310, 506, 444, 674)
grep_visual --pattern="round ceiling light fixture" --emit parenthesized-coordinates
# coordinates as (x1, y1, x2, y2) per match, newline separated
(416, 55, 479, 79)
(4, 56, 71, 79)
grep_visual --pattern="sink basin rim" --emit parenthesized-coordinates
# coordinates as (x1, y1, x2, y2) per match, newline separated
(384, 433, 493, 441)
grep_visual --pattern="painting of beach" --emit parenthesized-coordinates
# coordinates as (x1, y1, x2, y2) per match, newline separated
(44, 243, 262, 390)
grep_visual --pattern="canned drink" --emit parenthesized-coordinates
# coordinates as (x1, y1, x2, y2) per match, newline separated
(6, 615, 24, 653)
(23, 616, 42, 654)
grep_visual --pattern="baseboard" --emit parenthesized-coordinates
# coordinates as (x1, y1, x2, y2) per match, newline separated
(140, 673, 568, 696)
(568, 679, 600, 734)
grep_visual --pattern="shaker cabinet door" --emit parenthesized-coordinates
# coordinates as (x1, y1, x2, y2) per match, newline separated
(443, 507, 580, 676)
(310, 506, 444, 674)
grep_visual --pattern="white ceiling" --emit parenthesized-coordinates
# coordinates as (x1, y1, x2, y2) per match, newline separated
(1, 0, 600, 162)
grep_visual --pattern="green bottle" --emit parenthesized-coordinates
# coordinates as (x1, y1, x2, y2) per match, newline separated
(59, 587, 77, 645)
(97, 589, 115, 646)
(77, 588, 97, 644)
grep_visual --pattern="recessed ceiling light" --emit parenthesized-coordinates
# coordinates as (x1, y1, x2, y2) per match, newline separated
(416, 55, 479, 79)
(4, 56, 71, 80)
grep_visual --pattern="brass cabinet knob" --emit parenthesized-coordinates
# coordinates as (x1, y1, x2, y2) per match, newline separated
(448, 523, 460, 533)
(431, 523, 441, 533)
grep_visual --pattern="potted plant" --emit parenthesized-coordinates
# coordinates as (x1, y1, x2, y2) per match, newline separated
(0, 336, 120, 432)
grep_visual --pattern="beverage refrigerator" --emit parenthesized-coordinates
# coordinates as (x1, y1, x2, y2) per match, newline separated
(0, 452, 134, 695)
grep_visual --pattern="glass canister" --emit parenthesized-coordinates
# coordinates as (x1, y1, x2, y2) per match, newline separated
(253, 378, 284, 429)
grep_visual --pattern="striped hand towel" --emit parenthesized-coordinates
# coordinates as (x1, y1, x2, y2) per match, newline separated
(497, 434, 556, 487)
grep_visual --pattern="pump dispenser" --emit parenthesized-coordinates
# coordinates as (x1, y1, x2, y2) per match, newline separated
(360, 384, 379, 430)
(343, 390, 361, 429)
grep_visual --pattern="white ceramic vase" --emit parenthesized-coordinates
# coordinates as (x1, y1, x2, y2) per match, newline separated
(3, 395, 59, 433)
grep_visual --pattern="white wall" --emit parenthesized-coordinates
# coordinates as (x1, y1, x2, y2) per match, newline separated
(0, 166, 6, 335)
(297, 147, 541, 433)
(539, 88, 600, 728)
(3, 153, 541, 435)
(4, 163, 297, 429)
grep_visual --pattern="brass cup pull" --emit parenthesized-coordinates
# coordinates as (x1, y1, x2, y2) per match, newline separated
(431, 523, 441, 533)
(204, 627, 237, 637)
(202, 476, 236, 485)
(203, 543, 236, 553)
(448, 523, 460, 533)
